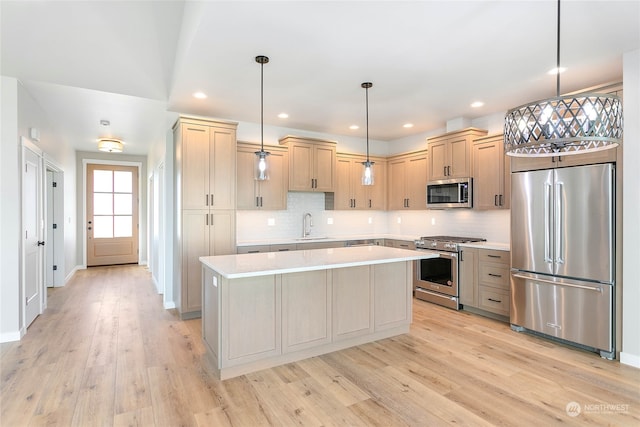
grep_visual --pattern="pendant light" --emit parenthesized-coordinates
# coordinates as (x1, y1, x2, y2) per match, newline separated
(504, 0, 623, 157)
(254, 55, 270, 180)
(361, 82, 374, 186)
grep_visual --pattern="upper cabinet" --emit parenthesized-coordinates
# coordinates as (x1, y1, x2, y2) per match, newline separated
(472, 134, 510, 210)
(387, 150, 428, 210)
(334, 153, 387, 210)
(237, 142, 288, 210)
(178, 119, 237, 210)
(427, 128, 487, 181)
(279, 136, 336, 192)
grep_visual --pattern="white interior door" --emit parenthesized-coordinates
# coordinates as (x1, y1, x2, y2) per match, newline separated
(22, 140, 44, 328)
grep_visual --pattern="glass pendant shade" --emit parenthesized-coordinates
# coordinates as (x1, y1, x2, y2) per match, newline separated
(361, 160, 375, 185)
(504, 93, 623, 157)
(254, 150, 270, 180)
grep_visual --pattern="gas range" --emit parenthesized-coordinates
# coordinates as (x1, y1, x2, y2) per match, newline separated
(414, 236, 486, 252)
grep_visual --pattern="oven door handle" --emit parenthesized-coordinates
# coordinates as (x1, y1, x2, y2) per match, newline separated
(417, 250, 457, 259)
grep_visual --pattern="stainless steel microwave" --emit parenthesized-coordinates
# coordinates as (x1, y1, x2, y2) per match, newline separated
(426, 178, 472, 208)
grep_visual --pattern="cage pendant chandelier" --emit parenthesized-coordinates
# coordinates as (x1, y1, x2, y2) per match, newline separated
(361, 82, 375, 186)
(504, 0, 623, 157)
(254, 55, 271, 180)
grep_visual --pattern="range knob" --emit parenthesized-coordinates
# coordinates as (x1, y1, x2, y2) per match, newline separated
(431, 242, 437, 248)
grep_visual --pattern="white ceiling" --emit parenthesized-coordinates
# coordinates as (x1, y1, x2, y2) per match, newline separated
(2, 1, 639, 155)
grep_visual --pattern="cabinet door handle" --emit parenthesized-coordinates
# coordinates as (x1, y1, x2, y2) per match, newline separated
(256, 196, 260, 207)
(369, 199, 372, 208)
(447, 165, 451, 176)
(210, 214, 214, 225)
(495, 194, 498, 206)
(406, 198, 410, 208)
(210, 194, 214, 206)
(488, 298, 502, 303)
(499, 194, 503, 206)
(443, 166, 447, 176)
(205, 214, 208, 226)
(488, 273, 502, 278)
(206, 194, 209, 206)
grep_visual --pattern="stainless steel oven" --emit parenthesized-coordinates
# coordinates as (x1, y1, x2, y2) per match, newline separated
(413, 236, 485, 310)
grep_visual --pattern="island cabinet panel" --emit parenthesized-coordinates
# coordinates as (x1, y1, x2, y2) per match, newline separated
(223, 275, 281, 365)
(202, 268, 219, 365)
(282, 270, 331, 353)
(373, 262, 411, 331)
(332, 265, 373, 340)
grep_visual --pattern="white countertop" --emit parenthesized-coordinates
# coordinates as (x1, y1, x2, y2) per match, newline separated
(236, 234, 418, 247)
(459, 241, 510, 251)
(200, 245, 435, 279)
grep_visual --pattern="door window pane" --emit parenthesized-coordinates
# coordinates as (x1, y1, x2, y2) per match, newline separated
(94, 216, 113, 238)
(114, 171, 132, 193)
(114, 194, 132, 215)
(94, 193, 113, 215)
(94, 170, 113, 192)
(114, 216, 132, 237)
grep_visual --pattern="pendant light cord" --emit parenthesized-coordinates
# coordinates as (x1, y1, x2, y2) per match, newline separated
(365, 85, 370, 162)
(260, 60, 264, 152)
(556, 0, 561, 97)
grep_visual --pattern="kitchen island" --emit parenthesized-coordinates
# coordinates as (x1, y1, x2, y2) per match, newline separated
(200, 245, 434, 379)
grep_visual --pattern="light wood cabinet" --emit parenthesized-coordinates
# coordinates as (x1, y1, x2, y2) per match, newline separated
(279, 135, 336, 192)
(237, 142, 288, 210)
(373, 262, 411, 331)
(459, 247, 478, 307)
(460, 247, 510, 318)
(472, 134, 510, 210)
(383, 239, 416, 250)
(334, 153, 387, 210)
(427, 128, 487, 181)
(333, 265, 372, 341)
(387, 150, 428, 210)
(173, 116, 237, 319)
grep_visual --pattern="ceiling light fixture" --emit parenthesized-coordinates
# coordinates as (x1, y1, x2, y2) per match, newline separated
(361, 82, 374, 186)
(504, 0, 622, 157)
(403, 123, 414, 128)
(349, 125, 359, 130)
(254, 55, 270, 181)
(193, 91, 207, 99)
(277, 112, 289, 119)
(97, 138, 124, 153)
(470, 101, 484, 108)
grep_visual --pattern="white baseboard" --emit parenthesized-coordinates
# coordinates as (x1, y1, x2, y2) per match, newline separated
(64, 265, 85, 283)
(163, 301, 176, 309)
(620, 351, 640, 369)
(0, 330, 22, 343)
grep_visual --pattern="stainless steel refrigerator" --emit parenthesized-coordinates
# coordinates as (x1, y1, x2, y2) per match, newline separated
(510, 163, 615, 359)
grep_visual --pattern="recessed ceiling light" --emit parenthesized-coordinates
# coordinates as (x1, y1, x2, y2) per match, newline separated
(470, 101, 485, 108)
(193, 91, 207, 99)
(403, 123, 414, 128)
(349, 125, 359, 130)
(547, 67, 567, 75)
(278, 113, 289, 119)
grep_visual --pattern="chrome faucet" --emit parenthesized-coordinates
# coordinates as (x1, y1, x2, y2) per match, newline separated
(303, 213, 313, 237)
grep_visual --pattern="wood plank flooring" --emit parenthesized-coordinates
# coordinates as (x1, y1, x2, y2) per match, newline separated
(1, 265, 639, 426)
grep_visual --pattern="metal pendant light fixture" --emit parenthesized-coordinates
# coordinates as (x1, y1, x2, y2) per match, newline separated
(361, 82, 374, 186)
(504, 0, 623, 157)
(255, 55, 270, 180)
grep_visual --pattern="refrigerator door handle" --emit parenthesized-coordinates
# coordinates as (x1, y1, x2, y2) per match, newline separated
(555, 182, 565, 266)
(544, 183, 553, 263)
(512, 273, 603, 293)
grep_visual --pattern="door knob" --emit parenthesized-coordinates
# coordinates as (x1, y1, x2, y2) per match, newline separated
(37, 241, 45, 246)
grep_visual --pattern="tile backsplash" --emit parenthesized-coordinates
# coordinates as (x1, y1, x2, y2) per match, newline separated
(237, 192, 510, 243)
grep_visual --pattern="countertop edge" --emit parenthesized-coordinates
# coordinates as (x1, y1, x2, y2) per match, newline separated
(459, 242, 510, 251)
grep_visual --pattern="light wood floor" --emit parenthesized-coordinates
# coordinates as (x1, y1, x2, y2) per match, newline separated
(1, 265, 639, 426)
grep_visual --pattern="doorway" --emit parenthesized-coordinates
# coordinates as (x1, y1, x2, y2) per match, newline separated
(86, 163, 139, 266)
(45, 165, 64, 287)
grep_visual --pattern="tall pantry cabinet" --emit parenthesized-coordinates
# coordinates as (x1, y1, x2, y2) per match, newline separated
(173, 116, 237, 319)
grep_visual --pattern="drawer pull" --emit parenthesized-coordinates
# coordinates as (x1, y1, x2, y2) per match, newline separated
(248, 250, 260, 253)
(487, 298, 502, 303)
(488, 273, 502, 278)
(487, 254, 502, 259)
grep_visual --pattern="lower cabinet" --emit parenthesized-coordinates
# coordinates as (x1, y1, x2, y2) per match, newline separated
(459, 247, 510, 318)
(203, 261, 413, 379)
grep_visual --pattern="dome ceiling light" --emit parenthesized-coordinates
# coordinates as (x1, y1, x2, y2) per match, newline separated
(97, 138, 124, 153)
(504, 0, 623, 157)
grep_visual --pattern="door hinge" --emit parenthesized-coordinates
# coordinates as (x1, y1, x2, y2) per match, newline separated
(52, 223, 57, 229)
(52, 181, 57, 187)
(53, 265, 57, 271)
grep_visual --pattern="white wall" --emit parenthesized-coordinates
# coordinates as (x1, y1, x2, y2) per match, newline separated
(0, 77, 21, 342)
(621, 49, 640, 368)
